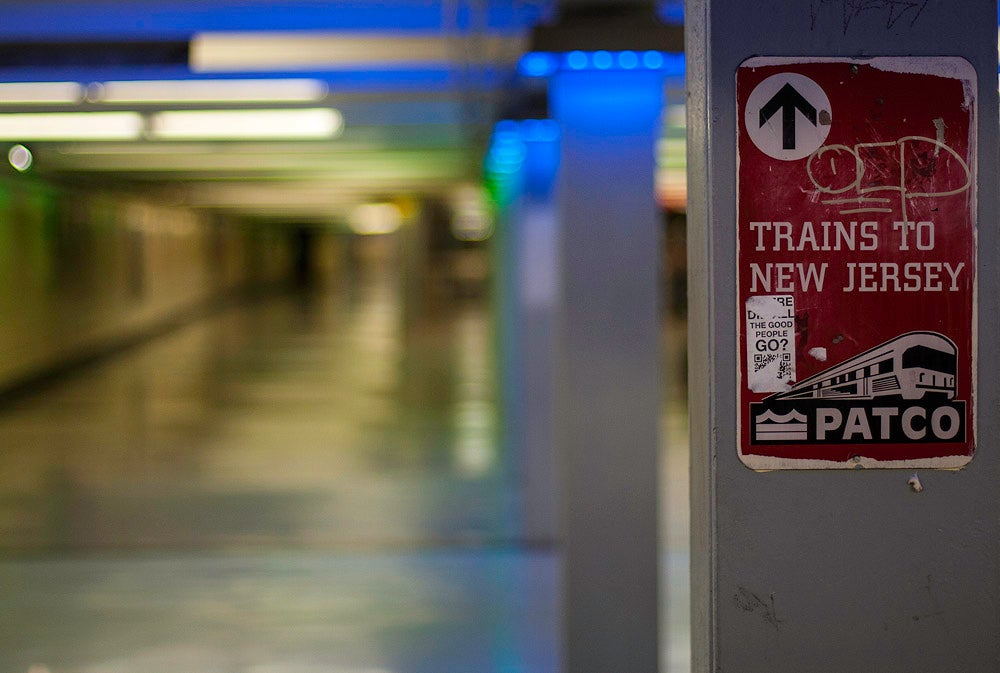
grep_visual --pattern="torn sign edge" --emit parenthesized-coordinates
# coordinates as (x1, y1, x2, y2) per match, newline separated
(740, 56, 976, 109)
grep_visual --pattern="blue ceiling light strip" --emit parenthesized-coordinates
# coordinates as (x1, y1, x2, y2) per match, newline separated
(518, 52, 559, 79)
(518, 51, 685, 79)
(0, 1, 553, 40)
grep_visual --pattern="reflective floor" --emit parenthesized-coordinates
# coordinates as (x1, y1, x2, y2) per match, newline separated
(0, 253, 690, 673)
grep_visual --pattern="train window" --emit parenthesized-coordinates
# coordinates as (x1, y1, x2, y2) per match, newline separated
(902, 345, 956, 374)
(877, 359, 893, 375)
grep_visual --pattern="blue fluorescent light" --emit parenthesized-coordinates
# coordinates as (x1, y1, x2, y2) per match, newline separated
(657, 0, 685, 24)
(642, 50, 664, 69)
(566, 51, 589, 71)
(619, 51, 639, 70)
(0, 1, 553, 40)
(519, 52, 559, 78)
(592, 50, 613, 70)
(518, 51, 684, 78)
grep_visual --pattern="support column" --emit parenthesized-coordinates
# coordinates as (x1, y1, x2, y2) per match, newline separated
(551, 64, 663, 673)
(687, 2, 1000, 672)
(493, 119, 562, 546)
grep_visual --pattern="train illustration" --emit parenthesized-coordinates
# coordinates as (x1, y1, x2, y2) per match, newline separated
(769, 331, 957, 402)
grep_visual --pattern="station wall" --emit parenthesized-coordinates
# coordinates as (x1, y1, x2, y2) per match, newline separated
(0, 176, 294, 392)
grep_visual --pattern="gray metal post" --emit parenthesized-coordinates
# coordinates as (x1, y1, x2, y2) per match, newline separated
(495, 120, 562, 546)
(517, 130, 562, 546)
(687, 2, 999, 672)
(551, 66, 662, 673)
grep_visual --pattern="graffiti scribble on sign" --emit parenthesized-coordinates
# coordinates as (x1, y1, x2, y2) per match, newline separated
(809, 0, 931, 34)
(806, 136, 972, 222)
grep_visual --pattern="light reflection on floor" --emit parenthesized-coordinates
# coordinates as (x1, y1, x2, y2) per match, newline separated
(0, 550, 559, 673)
(0, 257, 690, 673)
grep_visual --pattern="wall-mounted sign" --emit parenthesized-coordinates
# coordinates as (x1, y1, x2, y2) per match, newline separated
(737, 57, 977, 469)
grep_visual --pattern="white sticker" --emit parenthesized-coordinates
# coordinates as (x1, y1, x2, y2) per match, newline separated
(746, 294, 796, 393)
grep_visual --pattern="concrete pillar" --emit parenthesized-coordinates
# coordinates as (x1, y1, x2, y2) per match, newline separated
(550, 64, 663, 673)
(687, 2, 1000, 672)
(494, 120, 563, 547)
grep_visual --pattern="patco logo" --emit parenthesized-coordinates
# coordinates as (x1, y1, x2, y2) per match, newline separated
(751, 332, 966, 445)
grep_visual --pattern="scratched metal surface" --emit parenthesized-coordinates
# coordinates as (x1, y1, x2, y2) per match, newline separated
(687, 1, 1000, 671)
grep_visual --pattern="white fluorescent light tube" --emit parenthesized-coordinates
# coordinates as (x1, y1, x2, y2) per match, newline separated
(190, 32, 526, 71)
(0, 82, 83, 104)
(96, 78, 328, 104)
(150, 108, 343, 140)
(0, 112, 143, 140)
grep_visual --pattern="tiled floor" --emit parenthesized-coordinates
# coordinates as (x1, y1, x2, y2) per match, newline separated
(0, 261, 690, 673)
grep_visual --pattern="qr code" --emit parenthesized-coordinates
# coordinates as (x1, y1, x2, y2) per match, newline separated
(777, 357, 793, 379)
(753, 352, 779, 372)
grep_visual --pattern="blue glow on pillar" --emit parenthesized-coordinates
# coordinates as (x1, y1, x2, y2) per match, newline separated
(485, 119, 560, 209)
(520, 121, 560, 199)
(521, 118, 559, 143)
(485, 121, 526, 209)
(550, 69, 663, 135)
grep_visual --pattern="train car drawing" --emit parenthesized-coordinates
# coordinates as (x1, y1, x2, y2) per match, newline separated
(770, 331, 957, 402)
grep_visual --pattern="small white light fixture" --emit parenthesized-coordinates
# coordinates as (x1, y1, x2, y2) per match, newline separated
(450, 184, 493, 242)
(349, 203, 403, 236)
(0, 82, 83, 105)
(8, 144, 32, 171)
(0, 112, 144, 140)
(149, 108, 343, 140)
(93, 78, 328, 104)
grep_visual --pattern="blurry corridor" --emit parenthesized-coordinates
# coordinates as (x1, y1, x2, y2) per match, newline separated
(0, 1, 691, 665)
(0, 228, 690, 673)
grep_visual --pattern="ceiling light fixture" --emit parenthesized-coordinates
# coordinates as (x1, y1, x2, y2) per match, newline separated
(93, 78, 328, 104)
(190, 32, 525, 72)
(0, 112, 143, 140)
(0, 82, 83, 105)
(149, 108, 344, 140)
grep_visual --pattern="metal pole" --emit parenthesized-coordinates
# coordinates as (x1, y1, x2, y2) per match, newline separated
(551, 65, 662, 673)
(494, 120, 562, 546)
(687, 1, 999, 671)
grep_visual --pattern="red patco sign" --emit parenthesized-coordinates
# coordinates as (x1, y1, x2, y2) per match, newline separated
(737, 57, 977, 470)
